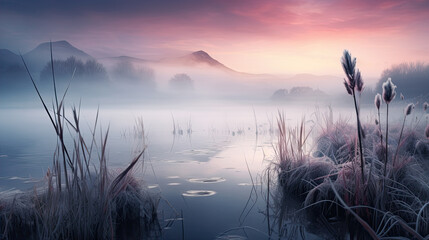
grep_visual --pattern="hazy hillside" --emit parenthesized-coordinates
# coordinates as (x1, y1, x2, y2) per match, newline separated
(374, 62, 429, 100)
(0, 49, 21, 71)
(22, 40, 93, 74)
(1, 40, 349, 103)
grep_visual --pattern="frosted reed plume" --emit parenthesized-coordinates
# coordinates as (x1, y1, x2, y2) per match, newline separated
(341, 50, 365, 184)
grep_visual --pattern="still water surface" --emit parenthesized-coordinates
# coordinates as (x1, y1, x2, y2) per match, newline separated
(1, 102, 357, 239)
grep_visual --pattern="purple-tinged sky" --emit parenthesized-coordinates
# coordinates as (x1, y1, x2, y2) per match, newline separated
(1, 0, 429, 77)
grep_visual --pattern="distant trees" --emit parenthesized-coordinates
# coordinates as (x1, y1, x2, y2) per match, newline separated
(271, 87, 326, 101)
(375, 62, 429, 99)
(271, 89, 288, 100)
(169, 73, 194, 91)
(112, 60, 155, 89)
(289, 86, 315, 95)
(40, 57, 108, 83)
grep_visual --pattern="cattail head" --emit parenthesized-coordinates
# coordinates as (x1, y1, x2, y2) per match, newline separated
(382, 78, 396, 104)
(341, 50, 356, 90)
(375, 93, 381, 110)
(404, 103, 414, 116)
(424, 102, 428, 111)
(355, 69, 364, 92)
(426, 125, 429, 139)
(400, 93, 404, 100)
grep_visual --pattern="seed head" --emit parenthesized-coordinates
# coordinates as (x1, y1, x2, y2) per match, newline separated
(355, 69, 364, 92)
(382, 78, 396, 104)
(424, 102, 428, 111)
(375, 93, 381, 110)
(405, 103, 414, 116)
(344, 79, 352, 95)
(341, 50, 356, 90)
(375, 119, 379, 125)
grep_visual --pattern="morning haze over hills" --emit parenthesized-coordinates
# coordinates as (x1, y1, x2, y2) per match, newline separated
(1, 40, 428, 104)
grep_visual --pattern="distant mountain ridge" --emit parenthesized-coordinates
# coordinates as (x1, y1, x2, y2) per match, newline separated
(0, 49, 21, 70)
(159, 50, 234, 72)
(24, 40, 93, 61)
(1, 40, 244, 76)
(21, 40, 94, 72)
(104, 50, 237, 73)
(1, 40, 344, 96)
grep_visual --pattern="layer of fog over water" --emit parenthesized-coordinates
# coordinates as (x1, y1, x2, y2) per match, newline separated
(2, 41, 429, 239)
(0, 97, 418, 239)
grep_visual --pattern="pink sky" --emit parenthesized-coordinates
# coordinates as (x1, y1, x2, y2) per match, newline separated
(1, 0, 429, 78)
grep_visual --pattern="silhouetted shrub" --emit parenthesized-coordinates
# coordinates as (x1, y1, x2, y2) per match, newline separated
(169, 73, 194, 91)
(112, 60, 155, 89)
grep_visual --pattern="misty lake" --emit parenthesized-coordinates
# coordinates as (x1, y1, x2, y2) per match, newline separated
(0, 101, 381, 239)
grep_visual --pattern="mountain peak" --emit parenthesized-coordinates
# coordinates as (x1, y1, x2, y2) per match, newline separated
(35, 40, 74, 49)
(157, 50, 237, 73)
(25, 40, 93, 61)
(192, 50, 210, 57)
(21, 40, 93, 72)
(187, 50, 225, 68)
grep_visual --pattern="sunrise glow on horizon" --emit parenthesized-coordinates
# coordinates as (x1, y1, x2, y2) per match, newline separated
(2, 0, 429, 77)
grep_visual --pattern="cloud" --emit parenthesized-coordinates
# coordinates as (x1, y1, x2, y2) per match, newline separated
(1, 0, 429, 76)
(2, 0, 429, 39)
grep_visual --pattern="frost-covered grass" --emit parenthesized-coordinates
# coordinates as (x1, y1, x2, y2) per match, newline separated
(272, 51, 429, 239)
(273, 110, 429, 239)
(0, 43, 160, 239)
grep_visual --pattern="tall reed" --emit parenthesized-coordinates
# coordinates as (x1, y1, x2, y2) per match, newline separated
(0, 41, 161, 239)
(393, 103, 414, 165)
(381, 78, 397, 176)
(375, 93, 383, 145)
(273, 51, 429, 239)
(341, 50, 365, 183)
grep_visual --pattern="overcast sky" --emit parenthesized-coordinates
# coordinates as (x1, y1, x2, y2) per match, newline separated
(1, 0, 429, 77)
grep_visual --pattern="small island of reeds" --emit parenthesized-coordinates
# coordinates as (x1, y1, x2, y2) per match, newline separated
(271, 51, 429, 239)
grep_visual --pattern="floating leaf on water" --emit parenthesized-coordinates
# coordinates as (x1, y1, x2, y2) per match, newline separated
(238, 183, 261, 186)
(188, 177, 226, 183)
(167, 176, 180, 179)
(238, 183, 252, 186)
(182, 190, 216, 197)
(167, 182, 181, 186)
